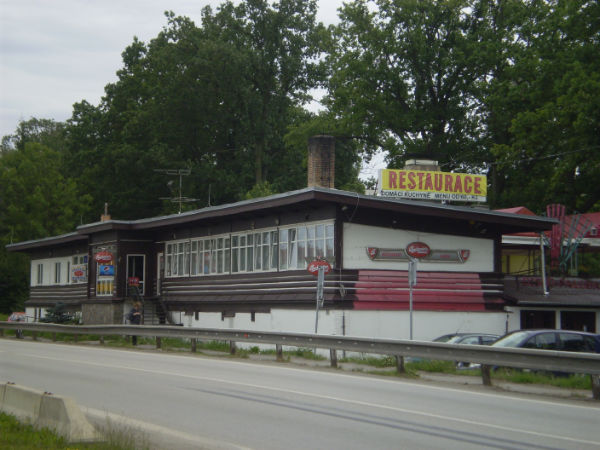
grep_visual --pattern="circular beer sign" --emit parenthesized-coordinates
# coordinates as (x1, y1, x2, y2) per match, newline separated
(307, 260, 332, 276)
(406, 242, 430, 259)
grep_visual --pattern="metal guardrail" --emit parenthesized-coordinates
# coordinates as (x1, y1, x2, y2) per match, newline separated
(2, 322, 600, 376)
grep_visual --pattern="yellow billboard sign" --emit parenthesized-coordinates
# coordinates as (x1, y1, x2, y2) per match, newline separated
(379, 169, 487, 202)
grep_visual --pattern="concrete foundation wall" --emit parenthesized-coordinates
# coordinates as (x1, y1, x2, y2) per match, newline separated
(177, 308, 510, 341)
(82, 302, 123, 325)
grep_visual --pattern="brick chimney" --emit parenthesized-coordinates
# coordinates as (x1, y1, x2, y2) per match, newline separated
(307, 135, 335, 188)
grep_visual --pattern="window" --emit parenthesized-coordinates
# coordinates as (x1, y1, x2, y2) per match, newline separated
(165, 241, 190, 277)
(96, 278, 113, 296)
(37, 264, 43, 285)
(231, 230, 277, 273)
(54, 262, 62, 284)
(278, 223, 334, 270)
(525, 333, 558, 350)
(72, 255, 87, 265)
(165, 221, 334, 277)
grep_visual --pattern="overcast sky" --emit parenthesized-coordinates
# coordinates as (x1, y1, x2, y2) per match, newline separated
(0, 0, 385, 178)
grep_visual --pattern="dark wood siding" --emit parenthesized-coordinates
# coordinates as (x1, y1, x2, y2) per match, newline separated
(27, 284, 87, 307)
(161, 270, 356, 312)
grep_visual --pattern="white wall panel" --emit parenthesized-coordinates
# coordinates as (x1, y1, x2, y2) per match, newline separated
(342, 223, 494, 272)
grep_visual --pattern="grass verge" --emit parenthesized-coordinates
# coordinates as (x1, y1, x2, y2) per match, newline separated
(0, 412, 148, 449)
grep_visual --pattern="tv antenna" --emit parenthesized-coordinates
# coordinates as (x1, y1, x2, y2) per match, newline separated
(154, 168, 198, 214)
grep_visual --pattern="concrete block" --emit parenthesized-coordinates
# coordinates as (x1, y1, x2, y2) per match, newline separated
(0, 383, 99, 442)
(37, 394, 99, 442)
(0, 382, 6, 405)
(0, 383, 42, 423)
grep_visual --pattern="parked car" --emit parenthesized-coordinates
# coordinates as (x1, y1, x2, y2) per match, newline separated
(445, 333, 500, 346)
(7, 312, 27, 322)
(492, 329, 600, 353)
(7, 312, 27, 338)
(436, 333, 501, 368)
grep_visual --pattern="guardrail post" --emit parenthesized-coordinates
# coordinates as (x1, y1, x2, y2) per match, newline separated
(32, 332, 37, 341)
(156, 337, 162, 349)
(481, 365, 492, 386)
(592, 375, 600, 400)
(52, 333, 57, 342)
(396, 356, 405, 374)
(73, 334, 78, 343)
(276, 344, 283, 362)
(100, 336, 104, 345)
(191, 338, 197, 353)
(330, 349, 338, 368)
(229, 341, 236, 355)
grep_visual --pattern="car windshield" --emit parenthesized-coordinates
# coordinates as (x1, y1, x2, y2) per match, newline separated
(493, 331, 529, 347)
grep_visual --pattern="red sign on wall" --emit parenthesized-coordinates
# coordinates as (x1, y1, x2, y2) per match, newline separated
(406, 242, 431, 259)
(307, 260, 332, 276)
(94, 251, 113, 262)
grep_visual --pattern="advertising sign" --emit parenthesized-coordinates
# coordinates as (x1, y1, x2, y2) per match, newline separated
(98, 264, 114, 276)
(71, 264, 88, 283)
(307, 259, 332, 276)
(379, 169, 487, 202)
(95, 251, 113, 262)
(367, 246, 470, 263)
(406, 242, 431, 259)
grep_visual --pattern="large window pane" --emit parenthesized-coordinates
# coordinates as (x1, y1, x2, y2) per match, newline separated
(297, 240, 306, 267)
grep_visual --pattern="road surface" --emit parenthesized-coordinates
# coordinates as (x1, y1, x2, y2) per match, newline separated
(1, 339, 599, 449)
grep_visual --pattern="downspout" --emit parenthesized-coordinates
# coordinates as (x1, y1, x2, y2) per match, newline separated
(540, 232, 549, 296)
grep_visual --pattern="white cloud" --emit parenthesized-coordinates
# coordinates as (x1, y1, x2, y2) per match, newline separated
(1, 0, 346, 138)
(0, 0, 386, 178)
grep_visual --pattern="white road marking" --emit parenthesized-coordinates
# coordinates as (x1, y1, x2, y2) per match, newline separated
(20, 351, 600, 447)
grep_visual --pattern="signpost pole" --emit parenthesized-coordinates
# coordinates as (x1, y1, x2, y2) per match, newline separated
(408, 258, 417, 340)
(315, 265, 325, 334)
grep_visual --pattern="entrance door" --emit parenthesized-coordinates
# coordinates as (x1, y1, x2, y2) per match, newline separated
(127, 255, 145, 296)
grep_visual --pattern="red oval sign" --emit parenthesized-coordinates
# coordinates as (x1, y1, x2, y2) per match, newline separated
(94, 251, 113, 262)
(406, 242, 430, 259)
(74, 270, 84, 277)
(307, 260, 332, 276)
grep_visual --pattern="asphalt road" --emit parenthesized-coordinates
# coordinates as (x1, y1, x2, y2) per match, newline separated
(1, 339, 599, 450)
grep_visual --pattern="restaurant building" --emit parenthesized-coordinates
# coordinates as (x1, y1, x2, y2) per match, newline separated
(6, 137, 563, 339)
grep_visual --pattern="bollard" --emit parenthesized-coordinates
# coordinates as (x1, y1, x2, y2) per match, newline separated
(481, 365, 492, 386)
(276, 344, 283, 362)
(0, 328, 4, 337)
(100, 336, 104, 345)
(73, 334, 78, 343)
(229, 341, 236, 355)
(396, 355, 405, 374)
(330, 349, 338, 368)
(156, 337, 162, 349)
(191, 338, 197, 353)
(33, 332, 37, 341)
(52, 333, 57, 342)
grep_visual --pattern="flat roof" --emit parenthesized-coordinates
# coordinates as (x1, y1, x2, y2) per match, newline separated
(7, 187, 557, 252)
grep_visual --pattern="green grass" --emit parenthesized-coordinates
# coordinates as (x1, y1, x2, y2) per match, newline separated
(0, 412, 146, 449)
(492, 368, 592, 390)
